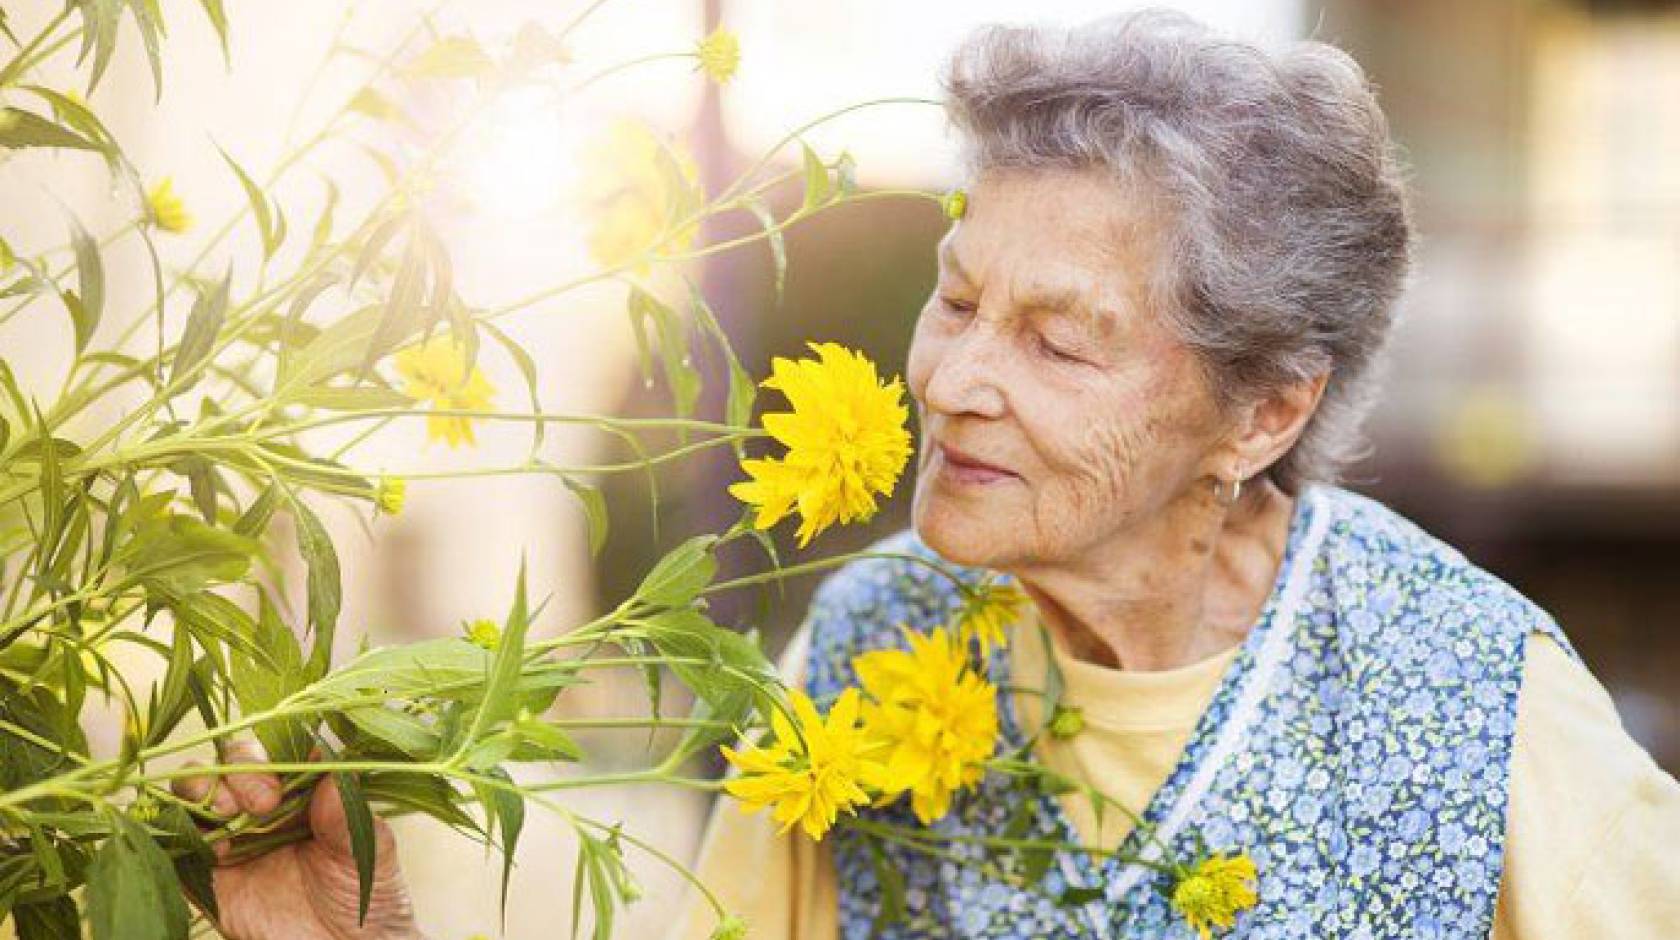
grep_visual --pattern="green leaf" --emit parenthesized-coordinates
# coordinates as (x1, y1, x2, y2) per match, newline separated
(277, 300, 424, 391)
(313, 638, 576, 705)
(683, 277, 755, 442)
(0, 108, 101, 152)
(147, 623, 195, 747)
(197, 0, 230, 64)
(360, 233, 429, 378)
(333, 767, 378, 926)
(476, 766, 524, 931)
(635, 535, 718, 609)
(218, 146, 281, 259)
(458, 558, 533, 761)
(85, 812, 191, 940)
(627, 287, 701, 421)
(480, 320, 543, 456)
(800, 141, 830, 211)
(344, 705, 440, 758)
(310, 179, 340, 253)
(641, 608, 774, 715)
(71, 0, 121, 94)
(169, 269, 231, 390)
(26, 85, 117, 171)
(227, 595, 311, 763)
(232, 482, 279, 537)
(12, 895, 81, 940)
(561, 476, 608, 558)
(114, 513, 256, 596)
(361, 771, 479, 833)
(125, 0, 166, 101)
(867, 837, 907, 934)
(404, 36, 494, 79)
(288, 495, 341, 684)
(62, 217, 104, 354)
(150, 804, 219, 922)
(742, 196, 786, 307)
(169, 591, 279, 678)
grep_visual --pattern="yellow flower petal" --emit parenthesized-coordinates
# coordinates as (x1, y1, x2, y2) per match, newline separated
(852, 625, 998, 824)
(731, 343, 912, 548)
(695, 27, 740, 84)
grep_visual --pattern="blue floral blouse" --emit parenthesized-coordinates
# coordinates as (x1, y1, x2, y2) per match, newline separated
(801, 482, 1577, 938)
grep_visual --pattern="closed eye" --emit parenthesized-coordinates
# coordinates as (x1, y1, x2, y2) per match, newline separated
(939, 297, 976, 316)
(1037, 334, 1086, 364)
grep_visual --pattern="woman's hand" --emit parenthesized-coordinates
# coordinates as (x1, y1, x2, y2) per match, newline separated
(170, 739, 427, 940)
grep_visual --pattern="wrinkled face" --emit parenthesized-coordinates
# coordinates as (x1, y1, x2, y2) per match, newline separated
(907, 167, 1232, 570)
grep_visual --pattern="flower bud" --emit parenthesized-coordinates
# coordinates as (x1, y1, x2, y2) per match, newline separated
(1049, 704, 1084, 740)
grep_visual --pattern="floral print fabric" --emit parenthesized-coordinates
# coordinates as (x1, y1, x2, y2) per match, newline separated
(803, 482, 1576, 938)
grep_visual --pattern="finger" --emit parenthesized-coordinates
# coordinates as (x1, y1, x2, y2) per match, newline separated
(170, 760, 214, 802)
(218, 739, 281, 816)
(173, 760, 241, 817)
(307, 775, 396, 864)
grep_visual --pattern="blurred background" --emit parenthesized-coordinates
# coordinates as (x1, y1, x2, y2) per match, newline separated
(2, 0, 1676, 936)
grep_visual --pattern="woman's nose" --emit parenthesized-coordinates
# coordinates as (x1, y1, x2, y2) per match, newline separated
(922, 331, 1007, 419)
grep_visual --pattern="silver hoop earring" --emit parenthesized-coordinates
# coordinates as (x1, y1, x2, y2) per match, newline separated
(1213, 473, 1245, 507)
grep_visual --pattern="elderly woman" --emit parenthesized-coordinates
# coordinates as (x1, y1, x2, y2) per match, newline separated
(180, 9, 1678, 940)
(664, 10, 1680, 940)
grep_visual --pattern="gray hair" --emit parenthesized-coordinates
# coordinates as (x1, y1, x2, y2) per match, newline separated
(939, 8, 1414, 496)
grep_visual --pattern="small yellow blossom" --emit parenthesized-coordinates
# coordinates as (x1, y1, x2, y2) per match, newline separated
(720, 687, 888, 841)
(955, 578, 1029, 657)
(577, 119, 702, 274)
(695, 27, 741, 84)
(729, 343, 912, 548)
(393, 336, 496, 448)
(145, 177, 193, 234)
(1171, 852, 1260, 940)
(129, 796, 160, 824)
(375, 477, 407, 516)
(942, 188, 967, 221)
(853, 626, 998, 824)
(464, 618, 501, 650)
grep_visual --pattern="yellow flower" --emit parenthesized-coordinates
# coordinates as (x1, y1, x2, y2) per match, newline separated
(720, 687, 887, 841)
(853, 626, 998, 824)
(375, 477, 407, 516)
(1171, 852, 1260, 940)
(145, 177, 193, 234)
(942, 188, 967, 221)
(393, 336, 496, 448)
(955, 578, 1028, 657)
(728, 342, 912, 548)
(464, 618, 501, 650)
(695, 27, 740, 84)
(577, 119, 702, 274)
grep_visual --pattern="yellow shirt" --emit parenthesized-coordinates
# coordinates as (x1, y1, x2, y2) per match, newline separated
(673, 613, 1680, 939)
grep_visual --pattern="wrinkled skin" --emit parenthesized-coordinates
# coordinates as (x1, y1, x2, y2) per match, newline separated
(907, 167, 1328, 671)
(171, 739, 425, 940)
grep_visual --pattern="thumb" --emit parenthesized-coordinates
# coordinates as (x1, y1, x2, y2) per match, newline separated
(306, 774, 397, 865)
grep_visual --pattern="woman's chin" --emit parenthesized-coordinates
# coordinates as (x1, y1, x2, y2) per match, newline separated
(911, 498, 1015, 567)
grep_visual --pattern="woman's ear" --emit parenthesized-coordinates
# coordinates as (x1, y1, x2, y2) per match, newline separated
(1225, 371, 1331, 477)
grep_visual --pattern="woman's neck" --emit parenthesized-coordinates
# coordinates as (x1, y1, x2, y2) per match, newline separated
(1012, 477, 1295, 672)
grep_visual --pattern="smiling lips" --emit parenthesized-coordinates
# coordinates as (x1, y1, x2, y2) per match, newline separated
(936, 442, 1017, 485)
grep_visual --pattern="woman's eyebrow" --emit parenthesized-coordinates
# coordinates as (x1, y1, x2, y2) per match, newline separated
(939, 243, 1119, 335)
(1012, 280, 1119, 336)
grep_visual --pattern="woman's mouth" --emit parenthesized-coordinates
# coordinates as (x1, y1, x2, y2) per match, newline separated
(935, 443, 1018, 486)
